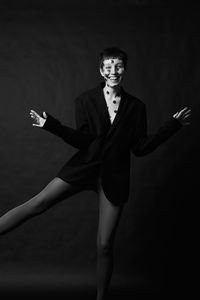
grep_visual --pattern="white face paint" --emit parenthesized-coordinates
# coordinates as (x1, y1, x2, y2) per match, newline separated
(100, 58, 125, 88)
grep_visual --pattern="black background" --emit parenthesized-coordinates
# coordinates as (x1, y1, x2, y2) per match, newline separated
(0, 1, 199, 299)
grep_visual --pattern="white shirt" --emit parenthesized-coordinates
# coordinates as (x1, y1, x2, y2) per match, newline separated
(103, 89, 121, 124)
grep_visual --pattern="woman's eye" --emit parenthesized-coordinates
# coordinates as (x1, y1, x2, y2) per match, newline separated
(104, 65, 124, 71)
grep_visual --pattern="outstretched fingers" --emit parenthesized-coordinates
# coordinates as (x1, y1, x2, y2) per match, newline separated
(173, 107, 191, 126)
(30, 109, 46, 127)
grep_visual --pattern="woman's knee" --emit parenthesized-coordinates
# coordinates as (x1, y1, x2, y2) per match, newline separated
(97, 237, 113, 255)
(26, 179, 80, 215)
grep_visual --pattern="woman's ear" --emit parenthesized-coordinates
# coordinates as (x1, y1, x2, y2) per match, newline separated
(99, 67, 104, 78)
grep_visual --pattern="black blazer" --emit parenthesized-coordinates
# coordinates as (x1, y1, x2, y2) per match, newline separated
(42, 83, 182, 205)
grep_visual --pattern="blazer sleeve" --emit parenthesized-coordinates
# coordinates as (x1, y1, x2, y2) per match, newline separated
(131, 103, 183, 156)
(41, 98, 96, 150)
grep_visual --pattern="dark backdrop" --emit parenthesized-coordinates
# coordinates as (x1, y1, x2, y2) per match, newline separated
(0, 1, 199, 298)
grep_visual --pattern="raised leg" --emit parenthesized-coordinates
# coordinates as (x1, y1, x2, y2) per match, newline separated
(0, 177, 83, 236)
(96, 180, 124, 300)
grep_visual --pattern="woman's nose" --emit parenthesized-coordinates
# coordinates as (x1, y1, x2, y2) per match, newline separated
(110, 66, 117, 74)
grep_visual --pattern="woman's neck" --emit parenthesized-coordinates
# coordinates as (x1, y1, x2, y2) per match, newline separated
(103, 83, 121, 98)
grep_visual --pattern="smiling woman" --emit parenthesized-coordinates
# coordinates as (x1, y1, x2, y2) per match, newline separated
(0, 47, 191, 300)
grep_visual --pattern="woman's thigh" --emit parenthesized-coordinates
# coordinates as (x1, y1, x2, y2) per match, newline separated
(97, 179, 124, 246)
(29, 177, 84, 212)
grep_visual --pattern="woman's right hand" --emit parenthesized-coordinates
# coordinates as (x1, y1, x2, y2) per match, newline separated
(30, 110, 47, 127)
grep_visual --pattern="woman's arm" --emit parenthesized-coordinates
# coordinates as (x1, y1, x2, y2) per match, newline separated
(30, 99, 96, 150)
(131, 104, 191, 156)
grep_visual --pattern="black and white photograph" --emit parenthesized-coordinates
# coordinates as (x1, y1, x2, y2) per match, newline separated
(0, 1, 198, 299)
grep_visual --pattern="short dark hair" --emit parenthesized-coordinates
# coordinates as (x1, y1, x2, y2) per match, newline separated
(99, 47, 128, 69)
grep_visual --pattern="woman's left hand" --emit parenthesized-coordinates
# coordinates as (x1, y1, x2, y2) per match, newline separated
(173, 107, 191, 126)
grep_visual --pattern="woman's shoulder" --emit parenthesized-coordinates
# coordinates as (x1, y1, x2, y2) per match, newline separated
(75, 85, 146, 108)
(123, 90, 145, 108)
(75, 86, 99, 103)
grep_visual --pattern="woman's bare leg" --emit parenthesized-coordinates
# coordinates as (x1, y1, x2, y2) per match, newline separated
(96, 180, 124, 300)
(0, 177, 83, 236)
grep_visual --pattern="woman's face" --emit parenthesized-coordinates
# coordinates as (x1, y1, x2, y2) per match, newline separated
(100, 57, 125, 87)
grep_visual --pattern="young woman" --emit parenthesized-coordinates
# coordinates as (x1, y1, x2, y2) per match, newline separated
(0, 47, 191, 300)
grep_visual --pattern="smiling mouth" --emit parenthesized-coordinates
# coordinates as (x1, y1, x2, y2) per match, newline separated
(109, 77, 120, 80)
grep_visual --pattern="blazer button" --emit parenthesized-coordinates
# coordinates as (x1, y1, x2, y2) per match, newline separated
(114, 110, 118, 113)
(113, 100, 117, 104)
